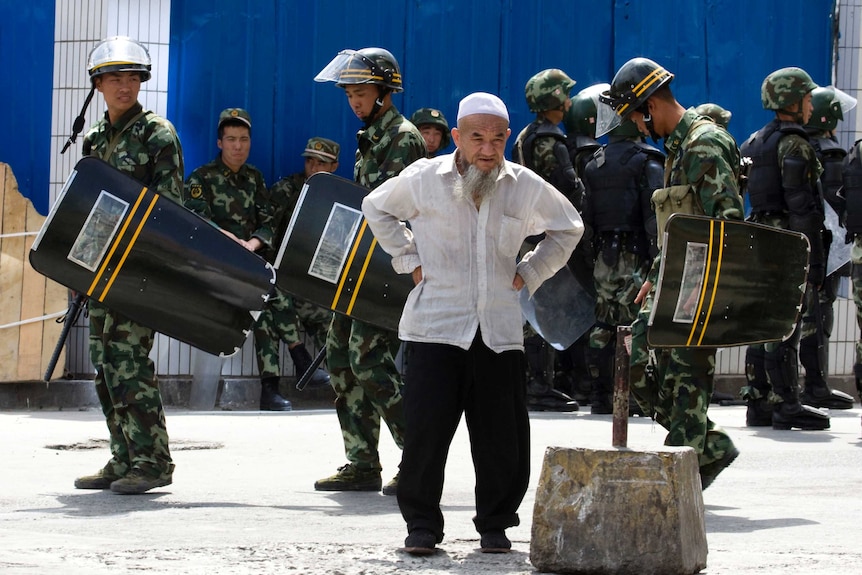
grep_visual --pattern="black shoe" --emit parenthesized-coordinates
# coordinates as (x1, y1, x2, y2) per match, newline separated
(590, 401, 613, 415)
(260, 377, 292, 411)
(403, 529, 437, 555)
(699, 447, 739, 490)
(745, 398, 773, 427)
(800, 384, 854, 410)
(772, 402, 830, 430)
(480, 530, 511, 553)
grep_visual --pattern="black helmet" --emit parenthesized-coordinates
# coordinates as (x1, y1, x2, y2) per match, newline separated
(599, 57, 674, 119)
(564, 83, 610, 138)
(315, 47, 403, 92)
(87, 36, 152, 83)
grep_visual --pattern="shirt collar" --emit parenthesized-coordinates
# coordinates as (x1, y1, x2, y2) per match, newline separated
(664, 107, 700, 156)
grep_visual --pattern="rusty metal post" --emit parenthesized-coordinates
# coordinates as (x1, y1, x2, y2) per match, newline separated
(612, 325, 633, 447)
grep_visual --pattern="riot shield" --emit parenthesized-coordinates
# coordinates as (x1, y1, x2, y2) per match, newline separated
(647, 214, 808, 348)
(274, 172, 413, 332)
(824, 201, 850, 277)
(519, 264, 596, 351)
(29, 157, 275, 356)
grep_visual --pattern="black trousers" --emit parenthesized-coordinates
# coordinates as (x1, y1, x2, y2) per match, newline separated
(397, 332, 530, 541)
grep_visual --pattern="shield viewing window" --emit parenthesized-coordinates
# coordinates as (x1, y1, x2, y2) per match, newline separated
(309, 203, 363, 283)
(673, 242, 707, 323)
(67, 190, 128, 272)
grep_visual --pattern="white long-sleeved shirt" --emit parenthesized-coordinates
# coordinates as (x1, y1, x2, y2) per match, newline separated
(361, 151, 584, 353)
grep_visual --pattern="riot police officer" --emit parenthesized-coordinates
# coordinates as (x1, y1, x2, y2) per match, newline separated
(799, 86, 857, 410)
(581, 117, 663, 414)
(313, 47, 426, 494)
(512, 69, 584, 412)
(741, 67, 832, 430)
(563, 84, 607, 177)
(844, 133, 862, 404)
(601, 57, 742, 488)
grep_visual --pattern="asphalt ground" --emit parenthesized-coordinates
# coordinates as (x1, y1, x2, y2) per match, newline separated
(1, 403, 860, 574)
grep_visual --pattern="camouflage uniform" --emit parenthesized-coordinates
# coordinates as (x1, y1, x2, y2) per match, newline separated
(184, 153, 278, 373)
(83, 101, 183, 483)
(844, 140, 862, 400)
(326, 103, 425, 472)
(628, 108, 742, 474)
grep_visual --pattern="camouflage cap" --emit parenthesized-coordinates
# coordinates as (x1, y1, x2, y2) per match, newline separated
(695, 103, 732, 128)
(760, 67, 817, 111)
(525, 69, 576, 113)
(218, 108, 252, 130)
(301, 137, 340, 163)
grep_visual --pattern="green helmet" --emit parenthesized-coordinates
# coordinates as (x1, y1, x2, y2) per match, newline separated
(760, 67, 817, 110)
(315, 47, 403, 92)
(410, 108, 451, 148)
(599, 57, 674, 119)
(525, 69, 576, 113)
(87, 36, 151, 83)
(564, 83, 609, 138)
(695, 103, 732, 128)
(806, 86, 857, 131)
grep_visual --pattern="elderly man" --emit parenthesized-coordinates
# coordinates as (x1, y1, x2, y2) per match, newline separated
(362, 92, 583, 555)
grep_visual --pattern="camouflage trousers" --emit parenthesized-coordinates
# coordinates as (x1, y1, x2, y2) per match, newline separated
(88, 301, 172, 478)
(588, 252, 647, 377)
(326, 314, 406, 471)
(253, 287, 332, 378)
(629, 294, 735, 469)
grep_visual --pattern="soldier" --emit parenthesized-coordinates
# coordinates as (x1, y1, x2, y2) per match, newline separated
(259, 137, 342, 390)
(183, 108, 287, 411)
(581, 116, 663, 414)
(799, 87, 856, 410)
(512, 69, 584, 412)
(410, 108, 451, 157)
(563, 83, 606, 176)
(313, 47, 426, 495)
(740, 68, 833, 430)
(600, 57, 741, 488)
(845, 135, 862, 403)
(71, 36, 182, 494)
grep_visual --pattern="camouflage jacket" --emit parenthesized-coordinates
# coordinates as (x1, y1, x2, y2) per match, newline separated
(184, 155, 274, 247)
(355, 105, 427, 190)
(83, 102, 184, 204)
(266, 171, 306, 260)
(663, 108, 744, 220)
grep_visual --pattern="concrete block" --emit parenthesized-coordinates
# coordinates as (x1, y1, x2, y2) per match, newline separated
(530, 445, 707, 574)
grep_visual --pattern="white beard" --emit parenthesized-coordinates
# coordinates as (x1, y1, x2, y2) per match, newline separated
(453, 163, 501, 205)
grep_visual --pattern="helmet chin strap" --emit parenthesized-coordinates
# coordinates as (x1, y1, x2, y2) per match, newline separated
(362, 87, 391, 127)
(640, 111, 662, 142)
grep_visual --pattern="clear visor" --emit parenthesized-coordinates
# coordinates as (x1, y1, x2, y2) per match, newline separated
(596, 100, 622, 138)
(831, 86, 858, 115)
(314, 50, 372, 84)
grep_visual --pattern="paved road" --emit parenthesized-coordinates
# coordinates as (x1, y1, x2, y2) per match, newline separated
(1, 404, 860, 574)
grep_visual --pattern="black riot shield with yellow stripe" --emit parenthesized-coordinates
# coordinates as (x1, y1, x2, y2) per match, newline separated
(647, 214, 809, 348)
(274, 172, 413, 332)
(29, 157, 275, 356)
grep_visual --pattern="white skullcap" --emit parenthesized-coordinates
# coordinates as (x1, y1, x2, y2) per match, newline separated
(456, 92, 509, 123)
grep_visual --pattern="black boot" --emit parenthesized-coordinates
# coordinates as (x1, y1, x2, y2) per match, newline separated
(587, 341, 614, 415)
(855, 363, 862, 403)
(799, 333, 853, 409)
(260, 376, 292, 411)
(743, 346, 773, 426)
(525, 336, 579, 412)
(289, 343, 330, 389)
(765, 340, 829, 430)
